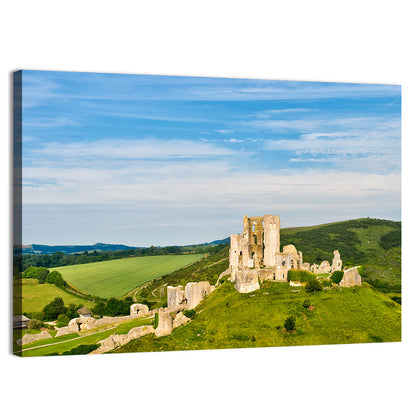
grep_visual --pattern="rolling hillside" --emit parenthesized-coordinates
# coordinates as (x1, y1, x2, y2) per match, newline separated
(14, 278, 95, 314)
(50, 253, 204, 298)
(131, 217, 401, 309)
(115, 280, 401, 354)
(280, 218, 401, 294)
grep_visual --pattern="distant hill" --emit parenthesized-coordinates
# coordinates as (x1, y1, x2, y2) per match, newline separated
(17, 238, 230, 255)
(18, 242, 139, 255)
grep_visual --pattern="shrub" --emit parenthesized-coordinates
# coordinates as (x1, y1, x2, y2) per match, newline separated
(62, 344, 99, 355)
(391, 296, 401, 305)
(26, 311, 45, 321)
(56, 314, 70, 328)
(183, 309, 196, 319)
(22, 266, 49, 283)
(284, 316, 296, 331)
(330, 270, 344, 285)
(305, 278, 322, 292)
(45, 270, 65, 288)
(321, 279, 332, 288)
(28, 319, 43, 330)
(153, 312, 159, 329)
(92, 301, 106, 316)
(302, 299, 311, 308)
(287, 269, 316, 283)
(65, 303, 80, 320)
(357, 266, 369, 279)
(43, 297, 67, 320)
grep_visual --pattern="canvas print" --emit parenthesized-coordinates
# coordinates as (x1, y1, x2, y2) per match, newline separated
(13, 70, 401, 357)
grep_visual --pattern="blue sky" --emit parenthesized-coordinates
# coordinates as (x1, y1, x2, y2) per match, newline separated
(21, 70, 401, 246)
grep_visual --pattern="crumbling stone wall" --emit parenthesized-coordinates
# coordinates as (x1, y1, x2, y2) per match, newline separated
(91, 325, 155, 354)
(311, 260, 331, 274)
(155, 311, 173, 337)
(185, 281, 214, 309)
(172, 311, 190, 329)
(17, 329, 52, 346)
(339, 267, 362, 287)
(331, 250, 342, 272)
(167, 285, 186, 309)
(167, 281, 214, 310)
(130, 303, 149, 317)
(234, 268, 261, 293)
(56, 315, 135, 337)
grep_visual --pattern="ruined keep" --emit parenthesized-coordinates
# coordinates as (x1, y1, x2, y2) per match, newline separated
(229, 215, 348, 293)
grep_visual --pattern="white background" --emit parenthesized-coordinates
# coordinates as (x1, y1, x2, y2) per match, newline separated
(1, 1, 414, 415)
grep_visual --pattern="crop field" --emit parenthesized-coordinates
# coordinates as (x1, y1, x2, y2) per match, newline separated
(14, 279, 96, 314)
(51, 254, 204, 298)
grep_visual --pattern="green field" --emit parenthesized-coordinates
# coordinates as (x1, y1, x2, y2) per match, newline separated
(115, 280, 401, 354)
(51, 254, 204, 298)
(14, 278, 96, 314)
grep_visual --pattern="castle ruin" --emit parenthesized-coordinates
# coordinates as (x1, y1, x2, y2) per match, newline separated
(229, 214, 346, 293)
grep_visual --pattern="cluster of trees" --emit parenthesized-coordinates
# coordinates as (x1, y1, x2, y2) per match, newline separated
(26, 297, 83, 326)
(92, 297, 135, 317)
(15, 243, 218, 274)
(21, 266, 65, 288)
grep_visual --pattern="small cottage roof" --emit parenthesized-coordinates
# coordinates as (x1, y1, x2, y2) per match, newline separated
(13, 315, 30, 322)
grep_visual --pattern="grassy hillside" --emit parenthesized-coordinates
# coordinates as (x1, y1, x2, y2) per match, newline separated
(280, 218, 401, 294)
(13, 278, 96, 314)
(115, 280, 401, 354)
(50, 253, 204, 298)
(129, 244, 229, 308)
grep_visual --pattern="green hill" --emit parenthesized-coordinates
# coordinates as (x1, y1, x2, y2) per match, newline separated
(129, 244, 229, 308)
(50, 253, 204, 298)
(131, 217, 401, 309)
(14, 278, 95, 314)
(280, 217, 401, 295)
(114, 280, 401, 354)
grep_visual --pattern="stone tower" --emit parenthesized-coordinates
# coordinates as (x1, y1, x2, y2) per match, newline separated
(263, 215, 280, 267)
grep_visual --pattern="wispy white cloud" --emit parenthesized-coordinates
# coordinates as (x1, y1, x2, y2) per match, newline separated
(242, 119, 322, 132)
(253, 108, 314, 119)
(23, 116, 78, 128)
(108, 112, 214, 123)
(26, 138, 236, 162)
(216, 129, 235, 134)
(224, 138, 244, 143)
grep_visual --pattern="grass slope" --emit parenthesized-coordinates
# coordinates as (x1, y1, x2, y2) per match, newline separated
(281, 218, 401, 293)
(51, 254, 204, 298)
(130, 245, 229, 308)
(18, 316, 153, 357)
(115, 280, 401, 354)
(13, 278, 96, 314)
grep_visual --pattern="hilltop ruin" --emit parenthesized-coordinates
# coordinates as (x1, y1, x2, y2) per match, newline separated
(229, 214, 354, 293)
